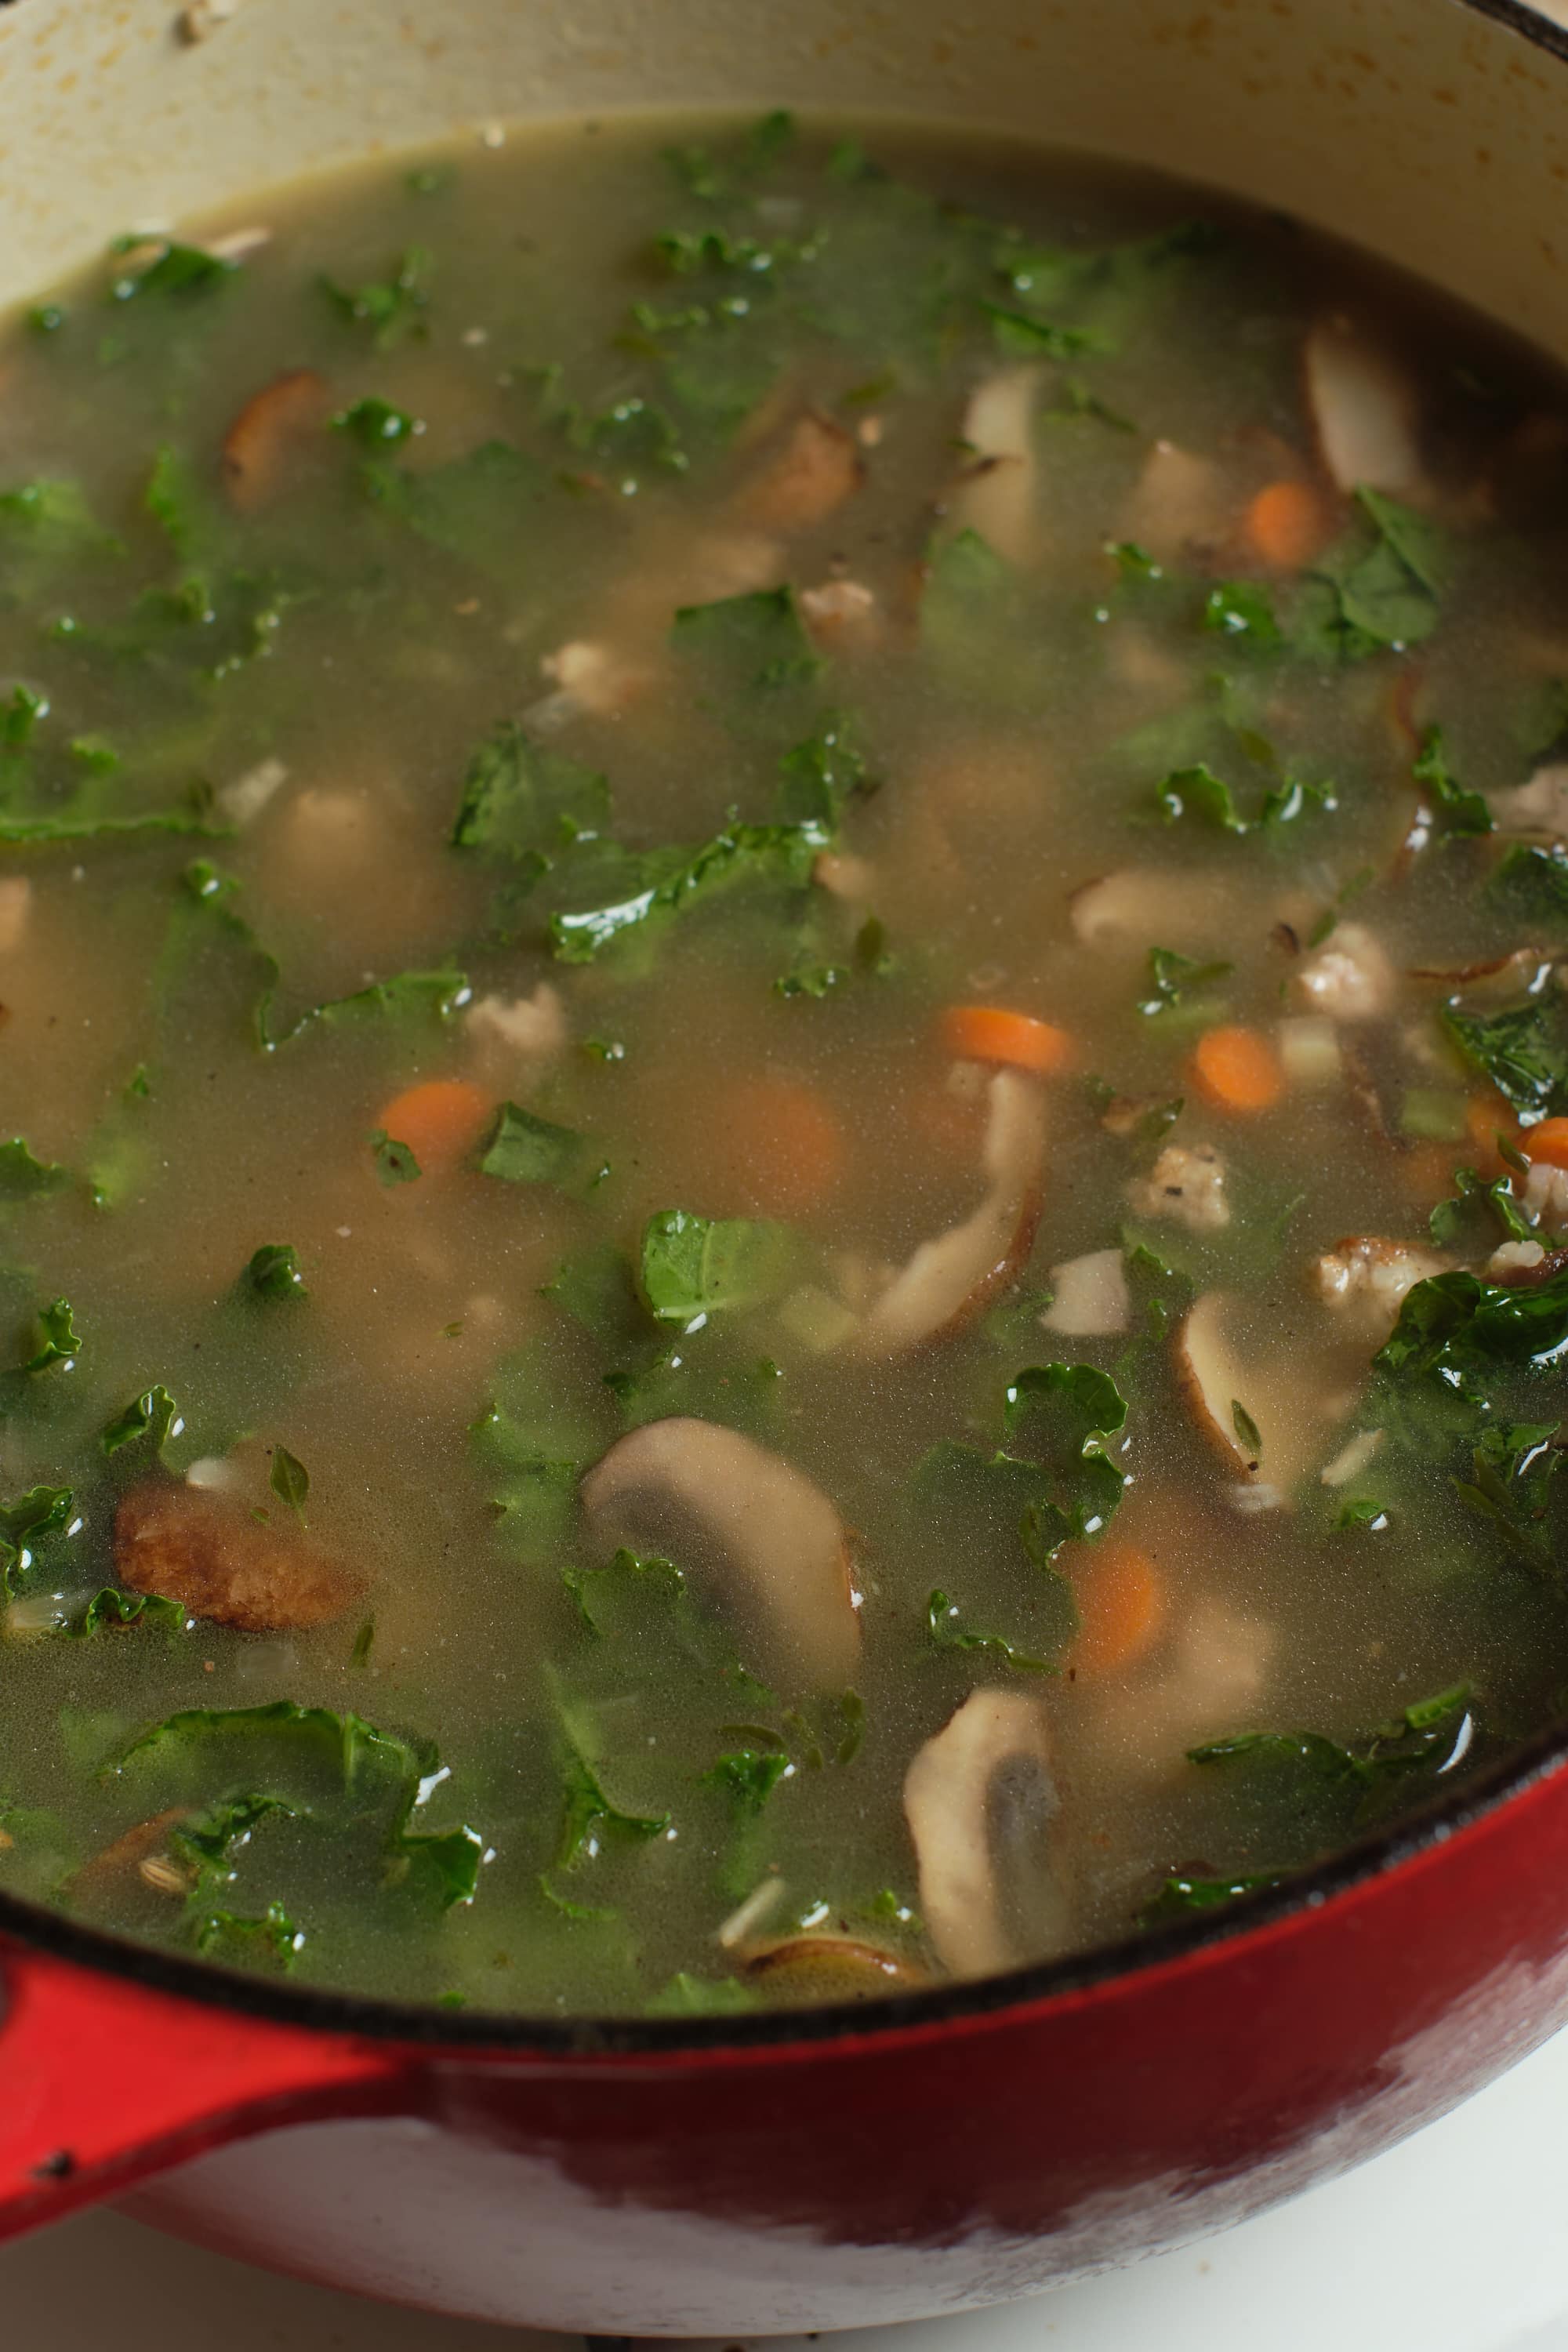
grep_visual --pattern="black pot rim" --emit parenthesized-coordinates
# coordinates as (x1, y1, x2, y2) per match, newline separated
(5, 0, 1568, 2070)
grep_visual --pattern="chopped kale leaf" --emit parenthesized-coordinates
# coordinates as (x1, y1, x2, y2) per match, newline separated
(476, 1102, 584, 1186)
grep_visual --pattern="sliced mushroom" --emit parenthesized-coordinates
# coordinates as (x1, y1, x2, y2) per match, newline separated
(945, 365, 1043, 564)
(1175, 1292, 1340, 1490)
(1320, 1427, 1385, 1488)
(115, 1480, 365, 1632)
(1304, 315, 1425, 499)
(1491, 762, 1568, 842)
(735, 409, 863, 533)
(739, 1934, 927, 2004)
(1041, 1247, 1130, 1338)
(579, 1417, 858, 1693)
(856, 1069, 1045, 1356)
(1090, 1596, 1276, 1769)
(65, 1809, 192, 1906)
(216, 756, 289, 829)
(222, 368, 332, 512)
(903, 1688, 1072, 1979)
(1069, 868, 1232, 954)
(1120, 439, 1232, 564)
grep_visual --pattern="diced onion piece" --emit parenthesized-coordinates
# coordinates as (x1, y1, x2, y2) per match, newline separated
(1042, 1248, 1130, 1338)
(1277, 1014, 1342, 1089)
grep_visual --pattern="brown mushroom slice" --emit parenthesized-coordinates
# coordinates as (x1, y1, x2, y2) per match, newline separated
(946, 365, 1043, 564)
(902, 1688, 1072, 1979)
(1174, 1293, 1334, 1493)
(1069, 867, 1233, 955)
(1304, 315, 1425, 498)
(66, 1809, 193, 1907)
(579, 1417, 858, 1693)
(739, 1933, 927, 2005)
(221, 367, 333, 512)
(115, 1479, 366, 1632)
(735, 408, 863, 532)
(857, 1069, 1045, 1357)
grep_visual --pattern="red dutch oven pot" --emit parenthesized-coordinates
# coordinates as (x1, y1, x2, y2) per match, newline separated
(3, 1734, 1568, 2327)
(5, 0, 1568, 2330)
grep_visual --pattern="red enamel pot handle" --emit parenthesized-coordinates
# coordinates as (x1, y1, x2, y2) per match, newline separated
(0, 1933, 405, 2243)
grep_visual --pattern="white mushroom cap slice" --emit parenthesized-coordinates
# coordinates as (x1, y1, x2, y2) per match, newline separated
(1175, 1292, 1338, 1494)
(1069, 868, 1233, 955)
(579, 1417, 858, 1694)
(945, 365, 1044, 564)
(857, 1069, 1045, 1356)
(903, 1688, 1072, 1979)
(1304, 315, 1425, 499)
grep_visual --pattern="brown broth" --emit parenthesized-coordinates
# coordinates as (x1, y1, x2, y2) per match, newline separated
(0, 114, 1566, 2014)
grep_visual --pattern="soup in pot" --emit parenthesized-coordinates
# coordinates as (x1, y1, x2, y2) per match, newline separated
(2, 112, 1568, 2015)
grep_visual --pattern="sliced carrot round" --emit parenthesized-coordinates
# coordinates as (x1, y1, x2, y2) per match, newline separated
(1189, 1025, 1284, 1115)
(1465, 1089, 1522, 1170)
(1071, 1543, 1165, 1677)
(376, 1079, 492, 1177)
(713, 1075, 848, 1217)
(1243, 479, 1336, 572)
(1524, 1115, 1568, 1170)
(940, 1005, 1076, 1076)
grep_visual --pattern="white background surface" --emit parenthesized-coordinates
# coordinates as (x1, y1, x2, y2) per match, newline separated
(4, 2025, 1568, 2352)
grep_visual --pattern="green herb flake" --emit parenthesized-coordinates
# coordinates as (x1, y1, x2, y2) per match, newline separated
(368, 1131, 423, 1188)
(245, 1243, 309, 1302)
(925, 1588, 1051, 1672)
(638, 1209, 799, 1327)
(24, 1298, 82, 1374)
(269, 1446, 310, 1523)
(476, 1102, 583, 1186)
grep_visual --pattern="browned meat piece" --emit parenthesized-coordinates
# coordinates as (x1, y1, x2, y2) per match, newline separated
(735, 409, 863, 532)
(222, 368, 333, 511)
(115, 1479, 365, 1631)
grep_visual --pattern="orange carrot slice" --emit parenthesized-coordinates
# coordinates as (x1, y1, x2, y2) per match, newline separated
(940, 1005, 1076, 1075)
(715, 1076, 848, 1217)
(1524, 1116, 1568, 1170)
(1071, 1543, 1165, 1676)
(1190, 1025, 1284, 1115)
(1243, 479, 1336, 572)
(375, 1079, 492, 1177)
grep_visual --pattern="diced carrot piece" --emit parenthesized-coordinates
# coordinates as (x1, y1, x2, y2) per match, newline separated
(1071, 1543, 1165, 1676)
(1524, 1116, 1568, 1170)
(713, 1076, 848, 1217)
(375, 1080, 492, 1177)
(940, 1005, 1076, 1075)
(1396, 1140, 1465, 1205)
(1189, 1025, 1284, 1114)
(1243, 479, 1336, 572)
(1465, 1090, 1522, 1172)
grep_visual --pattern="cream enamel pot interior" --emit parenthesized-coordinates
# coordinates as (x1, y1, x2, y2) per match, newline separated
(4, 0, 1568, 2335)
